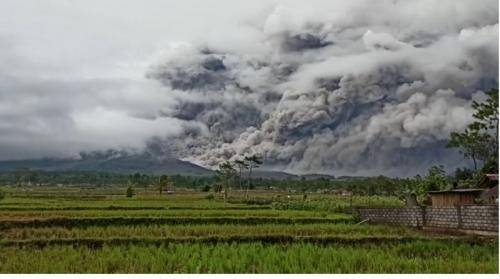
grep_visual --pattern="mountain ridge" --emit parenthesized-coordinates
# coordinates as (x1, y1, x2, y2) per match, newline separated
(0, 154, 338, 180)
(0, 154, 211, 176)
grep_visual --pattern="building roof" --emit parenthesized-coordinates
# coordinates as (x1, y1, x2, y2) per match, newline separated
(427, 188, 484, 194)
(485, 174, 498, 181)
(476, 173, 499, 188)
(481, 185, 499, 198)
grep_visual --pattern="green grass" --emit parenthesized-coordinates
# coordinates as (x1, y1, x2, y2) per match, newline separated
(0, 187, 497, 273)
(0, 241, 497, 273)
(0, 209, 347, 220)
(0, 191, 404, 211)
(0, 195, 227, 209)
(1, 223, 424, 240)
(0, 216, 353, 230)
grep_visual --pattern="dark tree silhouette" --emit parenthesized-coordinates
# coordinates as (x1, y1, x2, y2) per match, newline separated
(243, 154, 263, 199)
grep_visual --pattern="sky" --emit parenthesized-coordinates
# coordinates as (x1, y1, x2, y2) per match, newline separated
(0, 0, 498, 176)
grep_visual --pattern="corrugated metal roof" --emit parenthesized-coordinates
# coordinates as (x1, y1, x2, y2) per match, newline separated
(485, 174, 499, 181)
(427, 188, 484, 194)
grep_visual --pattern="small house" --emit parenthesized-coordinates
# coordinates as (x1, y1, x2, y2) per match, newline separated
(427, 189, 484, 206)
(477, 173, 498, 204)
(477, 174, 499, 188)
(480, 185, 498, 204)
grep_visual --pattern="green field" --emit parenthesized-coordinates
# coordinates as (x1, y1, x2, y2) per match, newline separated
(0, 187, 497, 273)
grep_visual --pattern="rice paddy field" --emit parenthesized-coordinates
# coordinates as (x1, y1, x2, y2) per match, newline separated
(0, 186, 498, 273)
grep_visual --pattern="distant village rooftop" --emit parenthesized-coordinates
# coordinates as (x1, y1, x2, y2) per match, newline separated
(427, 189, 484, 194)
(485, 174, 498, 180)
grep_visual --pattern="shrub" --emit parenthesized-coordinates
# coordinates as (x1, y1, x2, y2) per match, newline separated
(0, 188, 5, 201)
(126, 186, 134, 198)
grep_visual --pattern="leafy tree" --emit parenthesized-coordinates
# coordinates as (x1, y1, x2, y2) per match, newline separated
(28, 171, 41, 186)
(243, 154, 263, 198)
(472, 88, 498, 148)
(128, 173, 139, 187)
(472, 88, 499, 173)
(216, 161, 237, 205)
(448, 88, 498, 172)
(453, 167, 474, 185)
(157, 175, 170, 195)
(401, 165, 449, 204)
(480, 158, 499, 175)
(400, 176, 423, 206)
(128, 173, 151, 189)
(13, 167, 31, 186)
(425, 165, 448, 191)
(126, 186, 135, 198)
(448, 130, 491, 171)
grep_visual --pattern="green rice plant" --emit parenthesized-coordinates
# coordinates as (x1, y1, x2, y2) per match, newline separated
(271, 195, 404, 213)
(0, 187, 496, 274)
(0, 216, 353, 230)
(0, 209, 345, 220)
(1, 223, 426, 240)
(2, 235, 492, 249)
(0, 241, 496, 273)
(0, 205, 272, 211)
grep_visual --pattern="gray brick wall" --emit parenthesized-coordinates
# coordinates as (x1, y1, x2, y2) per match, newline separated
(461, 206, 498, 231)
(357, 207, 423, 227)
(356, 205, 499, 232)
(425, 206, 459, 228)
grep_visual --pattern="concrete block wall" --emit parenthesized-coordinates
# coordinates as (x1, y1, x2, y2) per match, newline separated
(357, 207, 423, 226)
(356, 205, 499, 232)
(461, 206, 498, 231)
(424, 206, 459, 228)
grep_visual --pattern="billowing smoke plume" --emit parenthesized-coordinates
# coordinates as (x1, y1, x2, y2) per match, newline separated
(144, 0, 498, 176)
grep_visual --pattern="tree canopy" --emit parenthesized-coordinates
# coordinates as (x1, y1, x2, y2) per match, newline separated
(447, 88, 498, 173)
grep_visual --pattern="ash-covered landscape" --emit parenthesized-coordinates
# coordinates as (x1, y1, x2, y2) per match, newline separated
(0, 0, 498, 274)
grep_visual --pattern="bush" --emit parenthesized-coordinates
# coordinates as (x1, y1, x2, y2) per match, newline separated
(201, 185, 211, 192)
(0, 188, 5, 201)
(205, 194, 215, 200)
(126, 186, 134, 198)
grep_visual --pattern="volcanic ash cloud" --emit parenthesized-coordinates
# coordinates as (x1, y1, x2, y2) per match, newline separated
(145, 1, 499, 176)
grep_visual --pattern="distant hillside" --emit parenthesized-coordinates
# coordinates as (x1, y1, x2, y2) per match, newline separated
(0, 154, 212, 176)
(252, 170, 298, 180)
(0, 154, 341, 180)
(300, 173, 336, 180)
